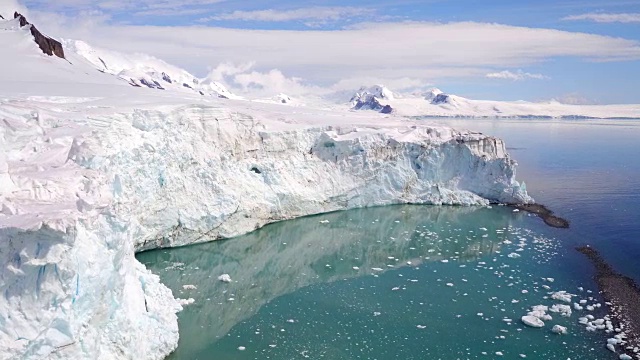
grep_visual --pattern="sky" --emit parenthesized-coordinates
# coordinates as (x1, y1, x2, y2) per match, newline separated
(3, 0, 640, 103)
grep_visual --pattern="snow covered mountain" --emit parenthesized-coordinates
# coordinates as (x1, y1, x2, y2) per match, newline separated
(64, 40, 240, 100)
(350, 85, 395, 113)
(1, 12, 530, 360)
(350, 86, 640, 119)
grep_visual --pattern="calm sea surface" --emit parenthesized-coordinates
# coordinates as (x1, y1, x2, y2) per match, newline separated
(137, 118, 640, 360)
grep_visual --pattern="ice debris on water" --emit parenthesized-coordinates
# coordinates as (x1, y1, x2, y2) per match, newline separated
(218, 274, 232, 282)
(549, 304, 572, 317)
(178, 298, 195, 306)
(550, 291, 573, 303)
(551, 325, 568, 335)
(521, 315, 544, 328)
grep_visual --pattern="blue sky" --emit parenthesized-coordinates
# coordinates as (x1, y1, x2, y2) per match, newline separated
(9, 0, 640, 103)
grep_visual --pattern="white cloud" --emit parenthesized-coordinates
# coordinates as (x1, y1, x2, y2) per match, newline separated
(21, 12, 640, 90)
(562, 13, 640, 23)
(0, 0, 28, 18)
(206, 62, 324, 97)
(19, 0, 227, 17)
(486, 69, 549, 81)
(198, 6, 375, 24)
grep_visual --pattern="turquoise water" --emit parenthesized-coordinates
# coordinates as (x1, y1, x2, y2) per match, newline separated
(137, 118, 640, 360)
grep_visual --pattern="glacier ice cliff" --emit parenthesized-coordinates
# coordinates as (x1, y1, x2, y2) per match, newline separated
(0, 96, 531, 359)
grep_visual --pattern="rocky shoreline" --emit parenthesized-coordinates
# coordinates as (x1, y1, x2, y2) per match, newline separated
(577, 246, 640, 359)
(513, 203, 570, 228)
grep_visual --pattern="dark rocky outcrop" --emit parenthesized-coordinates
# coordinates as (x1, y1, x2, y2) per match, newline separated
(353, 98, 382, 111)
(14, 12, 65, 59)
(139, 78, 165, 90)
(0, 14, 4, 20)
(511, 203, 570, 228)
(431, 93, 450, 105)
(577, 246, 640, 358)
(380, 105, 394, 114)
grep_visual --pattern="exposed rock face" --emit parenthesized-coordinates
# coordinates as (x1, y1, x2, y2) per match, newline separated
(431, 93, 450, 105)
(352, 96, 384, 111)
(14, 12, 65, 59)
(351, 86, 397, 113)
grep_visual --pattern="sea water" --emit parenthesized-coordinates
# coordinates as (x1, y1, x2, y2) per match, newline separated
(137, 118, 640, 360)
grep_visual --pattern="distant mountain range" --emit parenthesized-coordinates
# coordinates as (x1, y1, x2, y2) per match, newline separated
(2, 13, 639, 119)
(347, 85, 640, 119)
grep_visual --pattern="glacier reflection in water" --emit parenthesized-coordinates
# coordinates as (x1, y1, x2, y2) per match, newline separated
(138, 205, 610, 360)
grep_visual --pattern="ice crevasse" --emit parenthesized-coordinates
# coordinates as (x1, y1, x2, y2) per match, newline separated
(0, 100, 531, 360)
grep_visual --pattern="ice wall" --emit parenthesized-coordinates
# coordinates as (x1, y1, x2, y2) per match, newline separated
(0, 99, 530, 360)
(79, 105, 530, 251)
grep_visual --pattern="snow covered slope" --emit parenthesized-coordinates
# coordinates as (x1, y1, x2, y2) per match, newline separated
(349, 86, 640, 119)
(64, 39, 240, 100)
(0, 16, 531, 360)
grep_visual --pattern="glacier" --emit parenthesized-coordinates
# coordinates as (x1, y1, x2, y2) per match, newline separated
(0, 15, 531, 360)
(0, 95, 530, 359)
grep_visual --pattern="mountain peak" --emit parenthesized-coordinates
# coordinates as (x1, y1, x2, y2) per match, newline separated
(355, 85, 395, 101)
(13, 12, 65, 59)
(349, 85, 396, 113)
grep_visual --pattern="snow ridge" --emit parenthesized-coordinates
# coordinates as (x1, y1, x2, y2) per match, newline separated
(350, 85, 640, 119)
(63, 40, 240, 100)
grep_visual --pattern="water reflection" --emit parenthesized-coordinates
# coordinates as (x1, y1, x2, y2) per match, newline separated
(138, 205, 518, 358)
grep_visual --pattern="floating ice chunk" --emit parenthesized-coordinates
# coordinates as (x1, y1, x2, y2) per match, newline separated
(508, 253, 521, 258)
(521, 315, 545, 328)
(416, 325, 427, 329)
(446, 283, 454, 287)
(218, 274, 232, 283)
(353, 266, 359, 270)
(182, 284, 197, 290)
(549, 304, 572, 317)
(551, 325, 567, 334)
(238, 346, 246, 351)
(607, 344, 615, 352)
(527, 305, 552, 321)
(619, 355, 632, 360)
(372, 268, 384, 271)
(178, 298, 195, 306)
(550, 291, 573, 303)
(319, 220, 329, 224)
